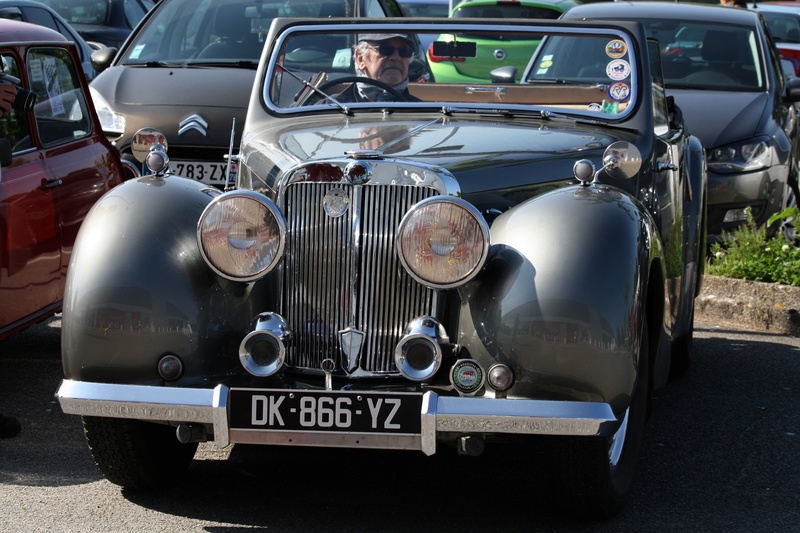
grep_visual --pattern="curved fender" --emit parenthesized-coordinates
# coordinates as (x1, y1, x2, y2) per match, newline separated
(459, 184, 662, 415)
(61, 176, 268, 386)
(685, 133, 707, 295)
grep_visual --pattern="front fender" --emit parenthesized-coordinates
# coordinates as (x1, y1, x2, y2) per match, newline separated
(459, 184, 661, 415)
(61, 176, 266, 386)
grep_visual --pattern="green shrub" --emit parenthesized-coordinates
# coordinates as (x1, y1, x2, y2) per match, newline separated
(706, 207, 800, 286)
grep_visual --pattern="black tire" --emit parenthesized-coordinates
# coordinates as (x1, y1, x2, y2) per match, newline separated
(669, 306, 693, 380)
(82, 416, 198, 490)
(549, 320, 649, 520)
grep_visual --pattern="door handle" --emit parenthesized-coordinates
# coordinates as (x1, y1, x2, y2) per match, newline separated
(39, 178, 62, 190)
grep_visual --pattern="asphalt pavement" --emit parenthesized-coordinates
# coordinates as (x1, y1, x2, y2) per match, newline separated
(1, 316, 798, 531)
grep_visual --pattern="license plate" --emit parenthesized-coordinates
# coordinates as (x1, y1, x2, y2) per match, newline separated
(229, 389, 423, 435)
(172, 160, 235, 185)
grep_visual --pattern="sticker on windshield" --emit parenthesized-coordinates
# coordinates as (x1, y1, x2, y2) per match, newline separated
(606, 59, 630, 81)
(43, 57, 65, 116)
(606, 40, 627, 59)
(607, 82, 630, 101)
(537, 54, 554, 74)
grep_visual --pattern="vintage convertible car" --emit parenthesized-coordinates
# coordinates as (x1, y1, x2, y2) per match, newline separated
(56, 18, 706, 518)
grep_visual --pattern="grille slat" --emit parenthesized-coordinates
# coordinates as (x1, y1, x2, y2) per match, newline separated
(283, 182, 436, 375)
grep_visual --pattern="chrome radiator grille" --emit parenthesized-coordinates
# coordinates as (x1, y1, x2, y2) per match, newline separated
(283, 182, 437, 374)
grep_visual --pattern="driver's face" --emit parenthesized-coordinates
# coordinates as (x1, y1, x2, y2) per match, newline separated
(356, 38, 411, 86)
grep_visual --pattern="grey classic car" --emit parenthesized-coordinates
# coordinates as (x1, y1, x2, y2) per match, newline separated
(56, 18, 706, 519)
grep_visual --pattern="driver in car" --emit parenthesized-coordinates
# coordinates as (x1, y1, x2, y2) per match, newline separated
(336, 33, 421, 102)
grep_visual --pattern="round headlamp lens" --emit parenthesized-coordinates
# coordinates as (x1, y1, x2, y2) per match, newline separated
(397, 197, 489, 289)
(198, 192, 286, 281)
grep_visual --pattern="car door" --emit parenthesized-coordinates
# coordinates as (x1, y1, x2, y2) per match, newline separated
(0, 43, 121, 334)
(0, 48, 61, 330)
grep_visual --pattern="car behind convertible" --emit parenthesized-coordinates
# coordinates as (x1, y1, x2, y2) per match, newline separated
(56, 18, 706, 519)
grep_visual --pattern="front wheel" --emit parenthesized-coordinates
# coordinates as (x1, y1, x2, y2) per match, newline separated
(82, 416, 198, 490)
(548, 320, 649, 519)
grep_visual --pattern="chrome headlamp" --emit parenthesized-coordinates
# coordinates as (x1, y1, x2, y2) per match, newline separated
(396, 196, 490, 289)
(197, 191, 286, 281)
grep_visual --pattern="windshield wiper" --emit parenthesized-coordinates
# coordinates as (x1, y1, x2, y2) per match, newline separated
(189, 60, 258, 69)
(135, 61, 184, 68)
(278, 65, 350, 114)
(441, 106, 552, 119)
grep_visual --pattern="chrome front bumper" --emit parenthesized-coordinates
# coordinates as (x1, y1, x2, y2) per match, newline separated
(56, 379, 619, 455)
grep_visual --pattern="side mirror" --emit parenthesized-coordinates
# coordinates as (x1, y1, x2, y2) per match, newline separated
(90, 47, 117, 73)
(784, 76, 800, 103)
(490, 66, 517, 84)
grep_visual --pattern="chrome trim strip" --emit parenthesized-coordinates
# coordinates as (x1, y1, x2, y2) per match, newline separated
(57, 380, 619, 455)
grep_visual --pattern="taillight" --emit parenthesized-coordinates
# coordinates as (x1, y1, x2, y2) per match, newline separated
(778, 47, 800, 76)
(427, 42, 466, 63)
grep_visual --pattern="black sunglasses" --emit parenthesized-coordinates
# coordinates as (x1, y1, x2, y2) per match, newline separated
(368, 44, 414, 58)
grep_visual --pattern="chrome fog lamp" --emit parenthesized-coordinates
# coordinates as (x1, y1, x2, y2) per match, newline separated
(487, 364, 514, 392)
(394, 317, 447, 381)
(239, 313, 291, 377)
(198, 191, 286, 282)
(396, 197, 489, 289)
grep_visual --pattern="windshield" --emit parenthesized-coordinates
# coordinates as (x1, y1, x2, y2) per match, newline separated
(120, 0, 360, 66)
(644, 20, 764, 91)
(267, 25, 638, 118)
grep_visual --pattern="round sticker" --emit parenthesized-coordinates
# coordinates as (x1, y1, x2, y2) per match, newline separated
(539, 60, 553, 68)
(606, 40, 627, 59)
(606, 59, 631, 81)
(607, 82, 631, 101)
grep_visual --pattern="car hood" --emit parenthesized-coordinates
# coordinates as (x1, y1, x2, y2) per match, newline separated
(242, 114, 633, 207)
(92, 65, 256, 147)
(668, 89, 768, 149)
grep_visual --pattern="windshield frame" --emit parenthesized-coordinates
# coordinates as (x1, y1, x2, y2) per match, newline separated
(263, 21, 641, 120)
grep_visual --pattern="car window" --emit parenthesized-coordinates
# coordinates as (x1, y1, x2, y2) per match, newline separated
(125, 0, 156, 29)
(453, 4, 562, 19)
(121, 0, 365, 65)
(41, 0, 109, 25)
(760, 11, 800, 43)
(0, 53, 33, 154)
(649, 39, 669, 135)
(20, 6, 59, 31)
(27, 47, 92, 148)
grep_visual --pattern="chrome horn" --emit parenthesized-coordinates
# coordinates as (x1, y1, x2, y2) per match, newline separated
(394, 317, 448, 381)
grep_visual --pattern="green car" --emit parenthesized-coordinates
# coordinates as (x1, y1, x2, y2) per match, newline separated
(427, 0, 580, 83)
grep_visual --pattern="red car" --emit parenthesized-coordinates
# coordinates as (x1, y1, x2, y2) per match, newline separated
(0, 19, 124, 340)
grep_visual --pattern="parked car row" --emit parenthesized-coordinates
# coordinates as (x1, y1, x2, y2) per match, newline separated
(565, 1, 800, 242)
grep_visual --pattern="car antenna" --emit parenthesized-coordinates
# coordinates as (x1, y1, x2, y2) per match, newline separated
(224, 117, 236, 191)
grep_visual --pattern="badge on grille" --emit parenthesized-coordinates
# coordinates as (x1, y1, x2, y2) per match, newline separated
(323, 188, 349, 218)
(339, 328, 365, 371)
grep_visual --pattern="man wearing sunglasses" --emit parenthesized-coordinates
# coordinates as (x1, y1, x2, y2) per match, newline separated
(336, 33, 421, 102)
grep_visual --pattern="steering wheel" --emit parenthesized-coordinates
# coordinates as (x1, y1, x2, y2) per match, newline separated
(317, 76, 407, 102)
